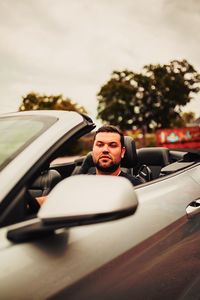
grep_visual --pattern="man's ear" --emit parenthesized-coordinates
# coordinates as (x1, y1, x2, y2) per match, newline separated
(121, 147, 126, 158)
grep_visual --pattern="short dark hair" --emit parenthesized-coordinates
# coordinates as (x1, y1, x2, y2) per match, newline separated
(94, 125, 124, 147)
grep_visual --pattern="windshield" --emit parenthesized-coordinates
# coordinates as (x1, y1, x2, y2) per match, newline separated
(0, 115, 57, 170)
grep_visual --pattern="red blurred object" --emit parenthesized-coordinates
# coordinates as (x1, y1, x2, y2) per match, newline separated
(156, 127, 200, 149)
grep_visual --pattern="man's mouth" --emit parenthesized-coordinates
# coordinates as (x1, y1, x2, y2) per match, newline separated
(99, 155, 111, 160)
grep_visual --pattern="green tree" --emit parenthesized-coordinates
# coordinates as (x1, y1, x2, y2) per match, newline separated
(181, 111, 196, 125)
(19, 92, 87, 114)
(171, 111, 196, 127)
(97, 59, 200, 131)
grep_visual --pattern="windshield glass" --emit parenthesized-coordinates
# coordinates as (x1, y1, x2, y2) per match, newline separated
(0, 115, 57, 170)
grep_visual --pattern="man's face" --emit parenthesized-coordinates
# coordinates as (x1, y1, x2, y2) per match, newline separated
(92, 132, 125, 173)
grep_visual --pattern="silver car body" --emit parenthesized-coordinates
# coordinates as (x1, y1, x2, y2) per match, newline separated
(0, 110, 200, 299)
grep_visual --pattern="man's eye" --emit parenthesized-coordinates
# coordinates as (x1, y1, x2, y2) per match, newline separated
(110, 143, 118, 148)
(96, 143, 104, 147)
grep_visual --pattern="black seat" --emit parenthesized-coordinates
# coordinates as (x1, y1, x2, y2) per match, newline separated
(137, 147, 171, 179)
(73, 136, 139, 175)
(28, 169, 62, 199)
(26, 169, 62, 214)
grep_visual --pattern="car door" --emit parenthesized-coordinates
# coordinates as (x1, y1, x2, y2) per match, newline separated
(49, 164, 200, 300)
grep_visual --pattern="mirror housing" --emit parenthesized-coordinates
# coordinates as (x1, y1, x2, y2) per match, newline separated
(38, 175, 138, 226)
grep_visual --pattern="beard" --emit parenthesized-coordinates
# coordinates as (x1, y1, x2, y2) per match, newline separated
(94, 160, 120, 173)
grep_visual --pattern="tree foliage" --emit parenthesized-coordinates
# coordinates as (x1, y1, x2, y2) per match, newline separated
(97, 59, 200, 130)
(19, 92, 87, 114)
(181, 111, 196, 124)
(171, 111, 196, 128)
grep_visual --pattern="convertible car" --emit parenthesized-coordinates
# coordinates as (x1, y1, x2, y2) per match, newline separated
(0, 110, 200, 299)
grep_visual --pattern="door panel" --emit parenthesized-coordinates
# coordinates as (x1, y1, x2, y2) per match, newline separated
(52, 215, 200, 300)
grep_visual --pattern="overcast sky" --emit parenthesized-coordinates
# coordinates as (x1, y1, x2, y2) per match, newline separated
(0, 0, 200, 122)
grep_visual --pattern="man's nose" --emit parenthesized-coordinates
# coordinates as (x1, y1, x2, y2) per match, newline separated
(102, 144, 109, 152)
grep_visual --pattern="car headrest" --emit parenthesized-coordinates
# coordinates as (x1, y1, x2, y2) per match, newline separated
(121, 136, 138, 168)
(79, 135, 137, 174)
(137, 147, 170, 167)
(79, 152, 94, 174)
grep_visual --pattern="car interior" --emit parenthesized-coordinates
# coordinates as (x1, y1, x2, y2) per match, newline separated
(24, 135, 150, 216)
(136, 147, 171, 180)
(26, 135, 198, 213)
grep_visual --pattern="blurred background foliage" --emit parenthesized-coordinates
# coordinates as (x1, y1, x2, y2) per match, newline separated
(18, 59, 200, 153)
(19, 92, 87, 114)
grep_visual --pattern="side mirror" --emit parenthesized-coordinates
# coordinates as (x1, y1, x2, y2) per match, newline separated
(38, 175, 138, 226)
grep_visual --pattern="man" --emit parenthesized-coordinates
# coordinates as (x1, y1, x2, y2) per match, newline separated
(36, 125, 141, 207)
(92, 125, 142, 186)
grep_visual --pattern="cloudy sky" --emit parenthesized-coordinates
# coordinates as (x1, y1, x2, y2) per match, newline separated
(0, 0, 200, 122)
